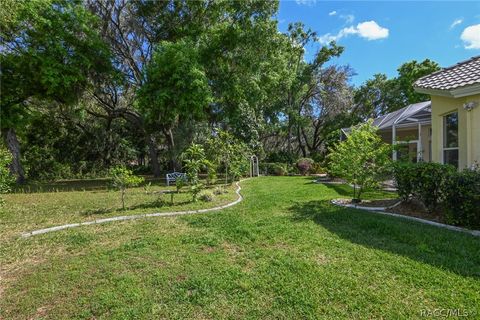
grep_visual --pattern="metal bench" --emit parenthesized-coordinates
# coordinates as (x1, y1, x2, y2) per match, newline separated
(166, 172, 186, 186)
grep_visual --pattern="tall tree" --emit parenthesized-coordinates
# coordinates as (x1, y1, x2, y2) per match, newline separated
(0, 0, 111, 182)
(397, 59, 440, 104)
(353, 74, 403, 120)
(265, 22, 352, 159)
(86, 0, 284, 175)
(137, 40, 212, 169)
(354, 59, 440, 120)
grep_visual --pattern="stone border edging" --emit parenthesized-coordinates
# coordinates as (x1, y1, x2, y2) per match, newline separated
(331, 199, 402, 211)
(21, 182, 244, 238)
(331, 199, 480, 237)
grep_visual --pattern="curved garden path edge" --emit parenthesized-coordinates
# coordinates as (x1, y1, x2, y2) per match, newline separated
(331, 199, 480, 237)
(21, 181, 244, 238)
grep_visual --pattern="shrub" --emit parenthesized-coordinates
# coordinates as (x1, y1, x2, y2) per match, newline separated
(204, 160, 217, 186)
(413, 162, 455, 213)
(271, 163, 288, 176)
(259, 163, 288, 176)
(109, 166, 145, 210)
(287, 163, 299, 175)
(0, 145, 15, 205)
(199, 190, 215, 202)
(310, 162, 326, 174)
(392, 162, 417, 201)
(175, 176, 186, 193)
(443, 169, 480, 228)
(213, 186, 226, 195)
(296, 158, 314, 175)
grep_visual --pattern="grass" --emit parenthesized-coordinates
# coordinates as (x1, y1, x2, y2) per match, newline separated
(1, 181, 237, 241)
(1, 176, 479, 319)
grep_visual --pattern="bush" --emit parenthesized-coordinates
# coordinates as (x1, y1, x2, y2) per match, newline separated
(393, 162, 455, 213)
(0, 145, 15, 205)
(199, 190, 215, 202)
(443, 169, 480, 228)
(264, 151, 296, 164)
(296, 158, 314, 175)
(259, 163, 288, 176)
(310, 162, 326, 174)
(271, 163, 287, 176)
(213, 186, 227, 195)
(392, 162, 417, 201)
(412, 162, 454, 213)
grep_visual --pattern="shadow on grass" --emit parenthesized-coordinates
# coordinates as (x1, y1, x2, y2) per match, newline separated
(290, 200, 480, 278)
(81, 199, 193, 216)
(320, 183, 398, 200)
(321, 183, 353, 197)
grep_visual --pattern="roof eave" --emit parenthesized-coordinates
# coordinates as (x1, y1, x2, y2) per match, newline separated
(414, 83, 480, 98)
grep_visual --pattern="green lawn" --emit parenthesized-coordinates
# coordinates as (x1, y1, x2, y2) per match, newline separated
(1, 176, 479, 319)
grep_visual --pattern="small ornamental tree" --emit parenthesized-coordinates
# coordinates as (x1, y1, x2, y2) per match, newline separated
(328, 121, 392, 201)
(0, 145, 15, 205)
(181, 144, 207, 202)
(205, 130, 250, 184)
(109, 166, 144, 210)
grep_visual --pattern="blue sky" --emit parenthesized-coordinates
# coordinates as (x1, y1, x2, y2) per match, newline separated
(277, 1, 480, 86)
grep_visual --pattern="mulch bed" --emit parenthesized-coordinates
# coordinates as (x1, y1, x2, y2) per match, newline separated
(336, 198, 446, 224)
(385, 199, 445, 223)
(336, 198, 400, 208)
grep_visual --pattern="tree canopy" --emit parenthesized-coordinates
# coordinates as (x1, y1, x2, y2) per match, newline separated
(0, 0, 442, 183)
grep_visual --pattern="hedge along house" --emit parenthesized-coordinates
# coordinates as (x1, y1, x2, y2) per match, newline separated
(341, 101, 433, 163)
(414, 56, 480, 169)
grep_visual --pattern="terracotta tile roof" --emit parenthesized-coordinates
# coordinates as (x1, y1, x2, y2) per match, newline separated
(414, 56, 480, 90)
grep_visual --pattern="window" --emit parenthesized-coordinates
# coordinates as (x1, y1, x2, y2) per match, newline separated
(443, 112, 458, 168)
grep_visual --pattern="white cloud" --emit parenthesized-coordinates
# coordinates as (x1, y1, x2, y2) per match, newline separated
(329, 11, 337, 16)
(450, 18, 463, 29)
(461, 24, 480, 49)
(355, 21, 389, 40)
(340, 14, 355, 24)
(295, 0, 316, 6)
(318, 20, 389, 44)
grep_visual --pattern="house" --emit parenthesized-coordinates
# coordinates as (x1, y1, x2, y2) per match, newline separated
(341, 101, 432, 163)
(414, 56, 480, 169)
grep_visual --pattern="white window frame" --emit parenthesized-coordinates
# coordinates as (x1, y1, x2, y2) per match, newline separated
(442, 111, 459, 166)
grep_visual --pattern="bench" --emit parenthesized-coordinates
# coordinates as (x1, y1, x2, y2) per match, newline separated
(166, 172, 186, 186)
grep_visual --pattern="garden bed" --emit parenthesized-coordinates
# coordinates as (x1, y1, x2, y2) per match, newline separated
(335, 197, 445, 224)
(334, 198, 400, 208)
(385, 199, 445, 223)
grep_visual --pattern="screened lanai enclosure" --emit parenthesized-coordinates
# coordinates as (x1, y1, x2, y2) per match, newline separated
(342, 101, 432, 162)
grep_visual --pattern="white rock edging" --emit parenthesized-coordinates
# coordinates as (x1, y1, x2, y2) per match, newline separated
(331, 199, 480, 237)
(21, 182, 244, 238)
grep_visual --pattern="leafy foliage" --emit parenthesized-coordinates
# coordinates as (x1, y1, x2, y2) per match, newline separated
(181, 144, 207, 202)
(137, 40, 212, 132)
(353, 59, 440, 120)
(328, 121, 392, 200)
(443, 169, 480, 228)
(205, 130, 250, 184)
(0, 145, 15, 205)
(109, 166, 144, 210)
(392, 162, 454, 213)
(296, 158, 314, 175)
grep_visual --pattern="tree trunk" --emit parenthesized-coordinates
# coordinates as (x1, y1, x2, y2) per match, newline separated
(147, 135, 161, 177)
(2, 128, 25, 184)
(164, 128, 178, 171)
(121, 188, 125, 210)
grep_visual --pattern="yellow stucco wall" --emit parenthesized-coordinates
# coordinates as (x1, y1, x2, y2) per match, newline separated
(430, 94, 480, 169)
